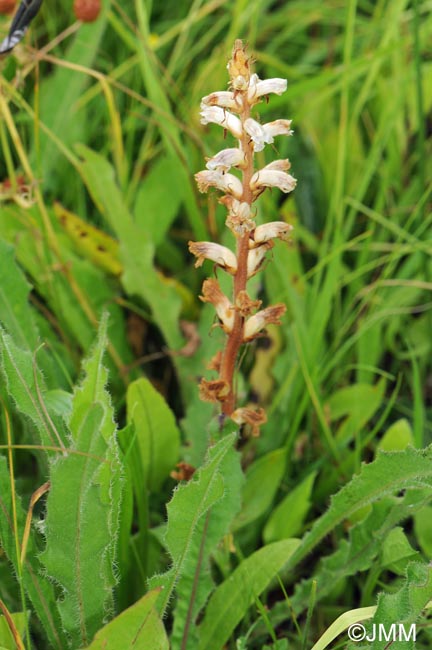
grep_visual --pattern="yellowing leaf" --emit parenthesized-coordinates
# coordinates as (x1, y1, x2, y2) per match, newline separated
(54, 202, 122, 276)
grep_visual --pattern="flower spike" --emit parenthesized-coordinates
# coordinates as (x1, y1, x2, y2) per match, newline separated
(190, 40, 296, 430)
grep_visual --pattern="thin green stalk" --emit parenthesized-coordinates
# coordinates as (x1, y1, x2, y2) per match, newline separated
(412, 0, 426, 224)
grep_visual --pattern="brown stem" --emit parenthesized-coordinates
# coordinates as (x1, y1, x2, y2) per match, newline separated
(219, 95, 254, 417)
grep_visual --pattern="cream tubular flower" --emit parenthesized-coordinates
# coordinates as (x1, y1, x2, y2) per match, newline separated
(244, 118, 293, 152)
(250, 162, 297, 194)
(253, 221, 293, 245)
(247, 241, 273, 277)
(243, 304, 287, 341)
(201, 91, 242, 111)
(200, 279, 235, 333)
(262, 119, 293, 140)
(243, 118, 273, 152)
(248, 74, 288, 102)
(195, 170, 243, 198)
(188, 241, 238, 274)
(206, 148, 246, 172)
(200, 106, 243, 139)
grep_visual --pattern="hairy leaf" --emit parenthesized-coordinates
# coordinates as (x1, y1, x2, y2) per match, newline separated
(0, 329, 68, 450)
(0, 239, 38, 350)
(171, 443, 244, 650)
(346, 562, 432, 650)
(149, 434, 236, 616)
(40, 316, 123, 647)
(284, 446, 432, 576)
(0, 457, 66, 649)
(291, 488, 432, 615)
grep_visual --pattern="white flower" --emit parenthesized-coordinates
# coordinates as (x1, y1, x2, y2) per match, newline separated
(188, 241, 238, 274)
(253, 221, 293, 244)
(200, 106, 243, 139)
(262, 119, 293, 141)
(248, 74, 287, 102)
(247, 242, 273, 277)
(243, 118, 273, 152)
(195, 170, 243, 198)
(250, 163, 297, 194)
(206, 148, 246, 172)
(243, 118, 293, 151)
(243, 304, 287, 341)
(201, 91, 242, 111)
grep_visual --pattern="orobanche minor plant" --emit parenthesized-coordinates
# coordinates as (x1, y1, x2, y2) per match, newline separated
(189, 39, 296, 431)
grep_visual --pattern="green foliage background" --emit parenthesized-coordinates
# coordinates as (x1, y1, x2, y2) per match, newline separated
(0, 0, 431, 649)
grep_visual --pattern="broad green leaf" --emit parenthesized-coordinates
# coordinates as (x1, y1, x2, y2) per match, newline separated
(264, 471, 317, 542)
(377, 419, 414, 452)
(234, 448, 286, 530)
(291, 489, 432, 615)
(380, 527, 418, 575)
(198, 539, 300, 650)
(171, 444, 244, 650)
(40, 317, 123, 648)
(149, 434, 236, 616)
(327, 380, 386, 443)
(0, 457, 66, 650)
(43, 389, 73, 420)
(0, 239, 38, 350)
(126, 377, 180, 492)
(0, 612, 27, 650)
(80, 589, 168, 650)
(133, 155, 185, 246)
(0, 329, 68, 450)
